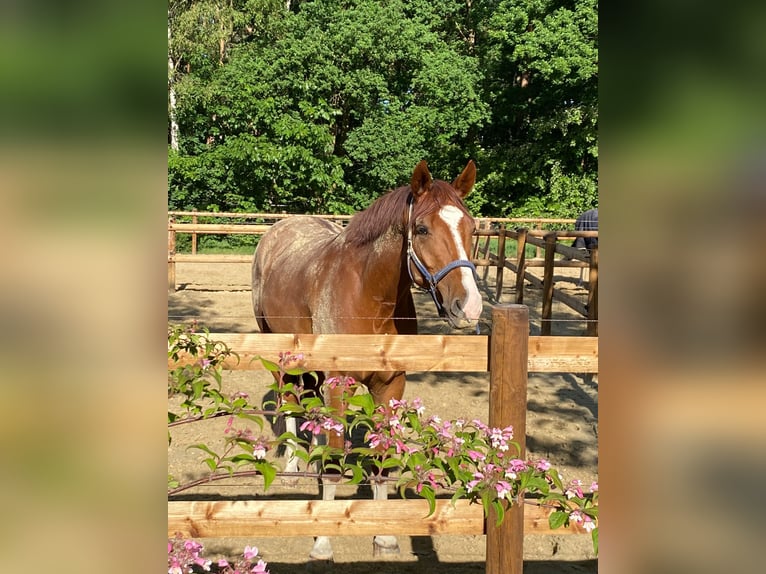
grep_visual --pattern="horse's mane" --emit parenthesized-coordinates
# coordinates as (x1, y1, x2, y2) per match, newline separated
(342, 180, 470, 247)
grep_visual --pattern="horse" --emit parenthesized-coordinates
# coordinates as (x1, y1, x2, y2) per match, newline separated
(572, 208, 598, 285)
(251, 159, 483, 560)
(572, 208, 598, 251)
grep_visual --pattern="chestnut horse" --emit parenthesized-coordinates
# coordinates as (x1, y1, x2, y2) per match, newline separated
(251, 160, 482, 559)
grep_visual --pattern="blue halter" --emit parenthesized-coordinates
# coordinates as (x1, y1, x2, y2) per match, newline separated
(405, 195, 478, 317)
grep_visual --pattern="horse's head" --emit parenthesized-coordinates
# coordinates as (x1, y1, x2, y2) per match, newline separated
(406, 160, 483, 329)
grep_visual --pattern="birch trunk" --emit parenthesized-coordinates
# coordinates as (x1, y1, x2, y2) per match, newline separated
(167, 20, 180, 152)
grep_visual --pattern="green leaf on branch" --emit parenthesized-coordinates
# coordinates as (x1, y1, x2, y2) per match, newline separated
(548, 510, 569, 530)
(259, 357, 280, 372)
(491, 499, 505, 527)
(347, 393, 375, 416)
(592, 528, 599, 555)
(419, 484, 437, 517)
(256, 461, 277, 490)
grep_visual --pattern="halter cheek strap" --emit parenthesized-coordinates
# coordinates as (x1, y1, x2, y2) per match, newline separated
(406, 195, 478, 317)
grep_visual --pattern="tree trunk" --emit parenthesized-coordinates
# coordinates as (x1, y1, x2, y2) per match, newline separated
(168, 21, 180, 152)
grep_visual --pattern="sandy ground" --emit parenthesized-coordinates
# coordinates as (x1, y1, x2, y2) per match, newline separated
(168, 261, 598, 573)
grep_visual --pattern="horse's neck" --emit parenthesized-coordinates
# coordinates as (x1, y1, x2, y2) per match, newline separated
(353, 230, 410, 304)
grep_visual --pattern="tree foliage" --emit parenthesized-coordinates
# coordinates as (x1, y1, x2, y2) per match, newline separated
(168, 0, 597, 217)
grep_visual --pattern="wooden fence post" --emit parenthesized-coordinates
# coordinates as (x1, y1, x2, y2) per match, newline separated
(480, 220, 492, 281)
(514, 228, 528, 305)
(191, 214, 198, 255)
(486, 304, 528, 574)
(540, 233, 557, 335)
(168, 216, 176, 293)
(495, 226, 507, 301)
(586, 246, 598, 337)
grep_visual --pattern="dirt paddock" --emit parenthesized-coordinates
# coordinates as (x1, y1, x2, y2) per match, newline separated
(168, 261, 598, 573)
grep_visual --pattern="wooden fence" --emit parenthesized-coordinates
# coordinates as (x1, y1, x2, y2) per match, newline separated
(167, 305, 599, 574)
(167, 212, 598, 334)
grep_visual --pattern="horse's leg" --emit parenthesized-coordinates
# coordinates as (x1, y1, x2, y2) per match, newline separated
(368, 371, 406, 556)
(308, 372, 341, 561)
(372, 480, 400, 555)
(309, 430, 336, 561)
(283, 415, 300, 474)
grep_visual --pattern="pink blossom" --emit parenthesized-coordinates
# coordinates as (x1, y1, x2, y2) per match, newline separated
(467, 450, 485, 461)
(389, 398, 406, 410)
(251, 559, 270, 573)
(590, 481, 599, 492)
(535, 459, 551, 471)
(565, 479, 584, 499)
(326, 375, 355, 390)
(582, 516, 596, 533)
(495, 480, 513, 498)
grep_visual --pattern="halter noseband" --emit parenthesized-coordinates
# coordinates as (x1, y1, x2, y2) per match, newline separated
(406, 194, 478, 317)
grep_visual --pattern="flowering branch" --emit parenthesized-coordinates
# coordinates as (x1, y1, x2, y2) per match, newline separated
(168, 324, 599, 555)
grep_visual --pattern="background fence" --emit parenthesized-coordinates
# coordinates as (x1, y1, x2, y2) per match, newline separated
(167, 212, 598, 335)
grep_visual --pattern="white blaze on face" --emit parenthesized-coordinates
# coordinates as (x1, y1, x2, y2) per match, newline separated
(439, 205, 483, 320)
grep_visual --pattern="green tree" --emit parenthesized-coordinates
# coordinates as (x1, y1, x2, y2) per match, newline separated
(167, 0, 598, 218)
(478, 0, 598, 217)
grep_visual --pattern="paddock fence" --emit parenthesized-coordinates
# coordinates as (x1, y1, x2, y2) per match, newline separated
(167, 305, 599, 574)
(167, 212, 598, 335)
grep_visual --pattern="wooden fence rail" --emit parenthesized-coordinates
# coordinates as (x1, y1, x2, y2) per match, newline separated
(168, 305, 598, 574)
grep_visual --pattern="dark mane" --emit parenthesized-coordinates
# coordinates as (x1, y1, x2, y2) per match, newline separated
(342, 180, 470, 247)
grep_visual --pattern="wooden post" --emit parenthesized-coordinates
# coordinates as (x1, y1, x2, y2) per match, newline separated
(473, 219, 486, 259)
(486, 304, 528, 574)
(191, 214, 198, 255)
(495, 227, 507, 301)
(168, 216, 176, 293)
(540, 233, 557, 336)
(479, 221, 492, 281)
(534, 221, 542, 258)
(586, 246, 598, 337)
(514, 228, 528, 305)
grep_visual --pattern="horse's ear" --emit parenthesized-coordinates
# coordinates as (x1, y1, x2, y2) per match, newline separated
(410, 160, 432, 198)
(452, 160, 477, 198)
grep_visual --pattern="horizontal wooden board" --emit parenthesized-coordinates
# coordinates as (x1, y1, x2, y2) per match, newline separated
(168, 334, 598, 373)
(167, 499, 588, 538)
(170, 254, 252, 263)
(169, 223, 271, 234)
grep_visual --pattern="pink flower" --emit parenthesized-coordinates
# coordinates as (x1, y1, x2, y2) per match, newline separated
(467, 450, 485, 461)
(590, 481, 599, 492)
(582, 516, 597, 533)
(565, 479, 584, 499)
(251, 559, 270, 573)
(495, 480, 513, 498)
(535, 459, 551, 471)
(243, 545, 259, 560)
(326, 375, 355, 390)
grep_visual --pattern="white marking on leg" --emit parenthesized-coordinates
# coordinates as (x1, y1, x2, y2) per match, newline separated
(372, 482, 399, 555)
(309, 481, 337, 560)
(439, 205, 483, 320)
(284, 417, 300, 473)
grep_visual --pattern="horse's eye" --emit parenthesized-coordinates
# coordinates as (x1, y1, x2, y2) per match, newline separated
(416, 224, 429, 236)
